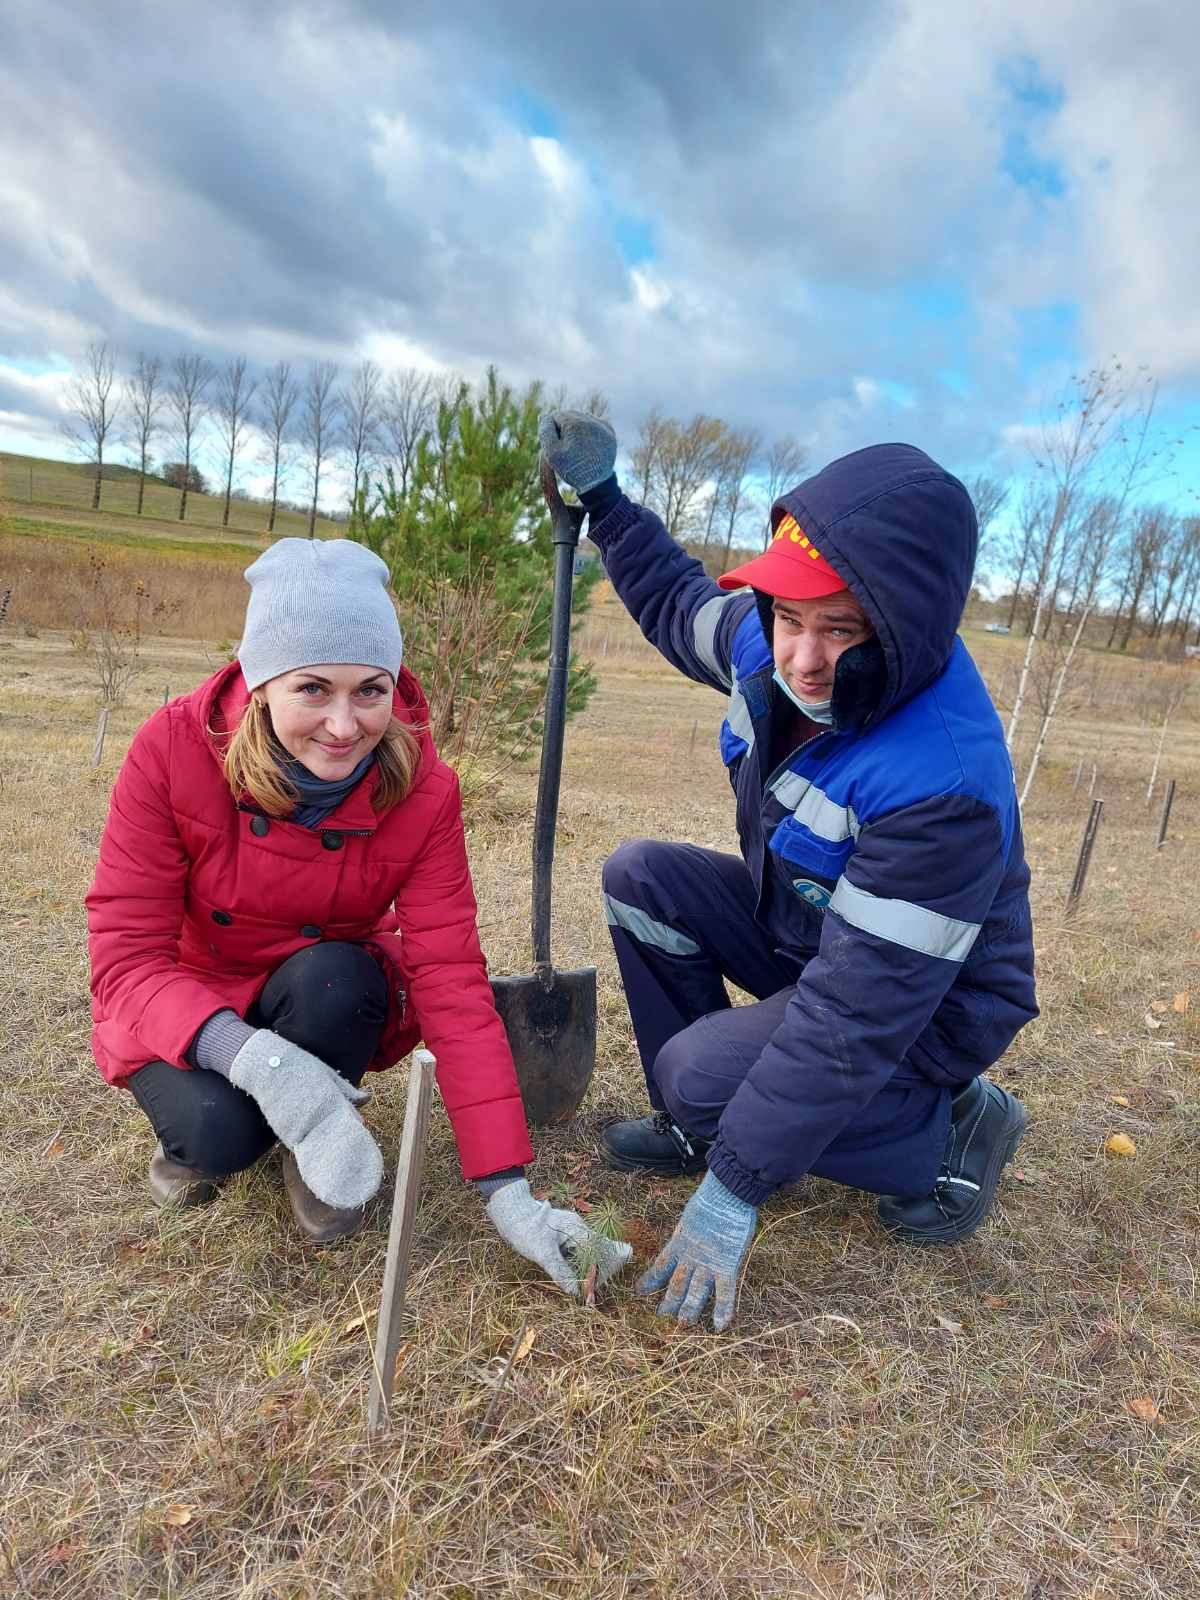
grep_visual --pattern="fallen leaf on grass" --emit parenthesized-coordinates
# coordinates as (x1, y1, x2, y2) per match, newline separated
(935, 1314, 966, 1335)
(1150, 999, 1169, 1014)
(981, 1295, 1007, 1310)
(340, 1311, 378, 1339)
(162, 1505, 195, 1528)
(582, 1264, 598, 1309)
(512, 1325, 538, 1363)
(1174, 991, 1190, 1014)
(1126, 1395, 1161, 1423)
(1105, 1133, 1137, 1156)
(1093, 1026, 1110, 1036)
(1110, 1095, 1131, 1107)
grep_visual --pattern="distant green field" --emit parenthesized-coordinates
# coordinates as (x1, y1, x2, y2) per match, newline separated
(0, 449, 342, 544)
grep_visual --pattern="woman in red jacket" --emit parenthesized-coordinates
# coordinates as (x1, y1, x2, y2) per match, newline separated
(86, 537, 629, 1293)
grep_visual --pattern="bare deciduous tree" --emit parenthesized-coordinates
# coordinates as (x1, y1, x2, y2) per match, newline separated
(301, 361, 340, 537)
(166, 354, 214, 522)
(382, 368, 439, 498)
(63, 341, 122, 511)
(761, 435, 807, 547)
(124, 353, 163, 516)
(635, 413, 725, 540)
(259, 360, 300, 534)
(213, 356, 258, 529)
(341, 359, 384, 524)
(715, 427, 762, 574)
(630, 407, 671, 507)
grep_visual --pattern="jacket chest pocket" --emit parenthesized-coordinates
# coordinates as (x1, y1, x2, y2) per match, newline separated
(768, 814, 855, 887)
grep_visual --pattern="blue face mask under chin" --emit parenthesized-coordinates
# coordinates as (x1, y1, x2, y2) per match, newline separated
(773, 668, 834, 725)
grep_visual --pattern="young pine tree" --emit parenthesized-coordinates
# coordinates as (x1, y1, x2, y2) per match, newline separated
(351, 367, 599, 773)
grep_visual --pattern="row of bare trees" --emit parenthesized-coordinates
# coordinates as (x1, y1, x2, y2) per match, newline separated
(981, 365, 1197, 805)
(61, 343, 455, 536)
(628, 410, 807, 567)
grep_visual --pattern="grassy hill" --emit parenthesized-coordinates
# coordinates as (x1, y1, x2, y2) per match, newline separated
(0, 449, 342, 546)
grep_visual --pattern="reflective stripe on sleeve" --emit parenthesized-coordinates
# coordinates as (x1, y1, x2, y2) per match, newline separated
(828, 877, 981, 961)
(725, 686, 755, 749)
(691, 593, 736, 687)
(603, 893, 703, 956)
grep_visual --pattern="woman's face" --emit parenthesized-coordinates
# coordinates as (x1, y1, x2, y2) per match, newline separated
(258, 664, 394, 778)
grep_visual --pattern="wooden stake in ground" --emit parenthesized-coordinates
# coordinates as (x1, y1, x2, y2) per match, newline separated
(90, 707, 109, 768)
(1156, 779, 1177, 851)
(367, 1048, 436, 1434)
(1066, 798, 1104, 916)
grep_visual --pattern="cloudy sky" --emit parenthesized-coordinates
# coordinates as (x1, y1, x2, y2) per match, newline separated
(2, 0, 1198, 508)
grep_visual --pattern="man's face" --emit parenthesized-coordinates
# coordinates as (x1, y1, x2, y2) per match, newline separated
(771, 593, 875, 703)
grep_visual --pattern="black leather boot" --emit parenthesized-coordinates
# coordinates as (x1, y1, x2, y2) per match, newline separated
(877, 1076, 1026, 1245)
(600, 1112, 711, 1176)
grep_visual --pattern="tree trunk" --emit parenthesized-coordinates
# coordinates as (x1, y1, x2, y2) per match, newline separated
(1006, 585, 1047, 751)
(179, 482, 188, 521)
(92, 451, 103, 511)
(136, 466, 146, 515)
(1018, 606, 1090, 807)
(1006, 547, 1029, 630)
(223, 459, 234, 528)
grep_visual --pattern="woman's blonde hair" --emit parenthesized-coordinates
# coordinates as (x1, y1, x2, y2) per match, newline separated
(221, 693, 422, 817)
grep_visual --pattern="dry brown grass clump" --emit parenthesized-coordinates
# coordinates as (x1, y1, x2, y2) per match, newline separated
(1, 615, 1198, 1599)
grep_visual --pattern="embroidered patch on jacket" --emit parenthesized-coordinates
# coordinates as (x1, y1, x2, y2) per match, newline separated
(774, 513, 823, 560)
(792, 878, 832, 909)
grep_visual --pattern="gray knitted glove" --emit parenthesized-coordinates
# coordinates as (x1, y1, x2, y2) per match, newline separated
(486, 1178, 633, 1295)
(637, 1172, 757, 1332)
(227, 1029, 383, 1209)
(537, 410, 618, 494)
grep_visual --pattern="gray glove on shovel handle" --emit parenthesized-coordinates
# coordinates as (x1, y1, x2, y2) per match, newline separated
(487, 1178, 633, 1295)
(228, 1029, 384, 1209)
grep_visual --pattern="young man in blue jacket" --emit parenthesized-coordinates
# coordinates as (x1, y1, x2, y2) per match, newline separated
(538, 410, 1038, 1334)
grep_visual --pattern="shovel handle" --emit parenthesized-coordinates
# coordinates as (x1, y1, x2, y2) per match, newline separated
(532, 458, 585, 971)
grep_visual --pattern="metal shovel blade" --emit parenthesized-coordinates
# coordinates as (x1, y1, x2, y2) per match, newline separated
(490, 966, 596, 1126)
(489, 455, 597, 1125)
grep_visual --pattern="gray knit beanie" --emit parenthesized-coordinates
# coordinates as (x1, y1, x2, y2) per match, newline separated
(237, 538, 403, 690)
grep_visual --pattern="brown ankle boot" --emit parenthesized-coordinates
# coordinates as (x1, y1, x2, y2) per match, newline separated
(280, 1149, 365, 1244)
(148, 1143, 220, 1208)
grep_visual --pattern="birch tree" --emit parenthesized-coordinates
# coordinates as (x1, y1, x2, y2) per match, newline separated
(166, 353, 214, 522)
(259, 360, 299, 534)
(124, 353, 163, 516)
(340, 359, 383, 524)
(62, 341, 122, 511)
(213, 356, 258, 528)
(301, 361, 340, 537)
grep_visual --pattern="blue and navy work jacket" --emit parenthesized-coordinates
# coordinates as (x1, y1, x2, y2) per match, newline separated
(588, 443, 1038, 1205)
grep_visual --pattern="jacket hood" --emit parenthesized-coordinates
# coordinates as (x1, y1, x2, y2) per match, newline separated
(194, 660, 438, 793)
(773, 443, 977, 723)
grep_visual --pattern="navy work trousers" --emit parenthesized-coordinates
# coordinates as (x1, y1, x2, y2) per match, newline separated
(602, 839, 950, 1199)
(128, 941, 388, 1178)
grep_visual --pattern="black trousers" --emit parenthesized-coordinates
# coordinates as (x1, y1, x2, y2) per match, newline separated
(128, 942, 388, 1178)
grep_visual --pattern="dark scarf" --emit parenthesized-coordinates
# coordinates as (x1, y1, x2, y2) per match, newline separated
(278, 750, 376, 828)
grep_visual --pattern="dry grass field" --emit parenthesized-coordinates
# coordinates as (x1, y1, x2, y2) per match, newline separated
(1, 566, 1199, 1597)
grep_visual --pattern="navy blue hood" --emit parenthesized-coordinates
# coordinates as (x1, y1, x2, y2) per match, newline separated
(772, 443, 977, 725)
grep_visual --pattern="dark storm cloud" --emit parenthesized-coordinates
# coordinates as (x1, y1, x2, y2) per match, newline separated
(2, 0, 1198, 480)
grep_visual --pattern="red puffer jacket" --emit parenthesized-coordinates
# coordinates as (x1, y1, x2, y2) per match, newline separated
(86, 661, 533, 1180)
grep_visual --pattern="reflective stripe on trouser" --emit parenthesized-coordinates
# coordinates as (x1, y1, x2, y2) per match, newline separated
(601, 838, 950, 1197)
(601, 840, 797, 1110)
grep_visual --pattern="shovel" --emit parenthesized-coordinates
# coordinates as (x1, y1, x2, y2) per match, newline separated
(490, 457, 597, 1125)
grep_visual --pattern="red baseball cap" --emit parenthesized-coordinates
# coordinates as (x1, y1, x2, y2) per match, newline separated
(718, 511, 848, 600)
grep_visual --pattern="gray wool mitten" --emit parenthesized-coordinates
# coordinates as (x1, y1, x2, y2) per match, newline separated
(486, 1178, 633, 1295)
(537, 410, 618, 494)
(227, 1029, 383, 1209)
